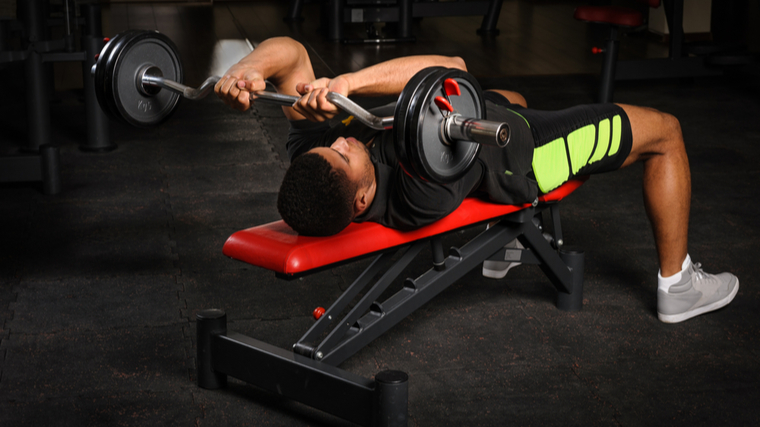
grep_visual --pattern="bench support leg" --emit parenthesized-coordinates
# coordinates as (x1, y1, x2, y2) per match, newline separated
(557, 249, 585, 311)
(373, 371, 409, 427)
(197, 309, 228, 390)
(197, 316, 408, 426)
(491, 206, 585, 311)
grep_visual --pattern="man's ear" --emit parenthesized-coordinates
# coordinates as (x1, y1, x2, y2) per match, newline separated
(353, 190, 369, 216)
(353, 169, 377, 217)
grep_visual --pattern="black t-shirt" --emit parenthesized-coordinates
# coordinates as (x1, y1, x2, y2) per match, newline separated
(285, 99, 537, 231)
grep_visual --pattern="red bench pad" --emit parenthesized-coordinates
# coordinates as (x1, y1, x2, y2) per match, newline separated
(223, 178, 587, 275)
(574, 6, 643, 27)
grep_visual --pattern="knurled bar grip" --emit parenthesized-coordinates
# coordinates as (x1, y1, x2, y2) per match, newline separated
(141, 73, 508, 147)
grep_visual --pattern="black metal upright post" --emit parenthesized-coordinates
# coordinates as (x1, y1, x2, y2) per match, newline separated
(22, 0, 50, 153)
(80, 2, 114, 152)
(398, 0, 413, 40)
(0, 19, 8, 51)
(663, 0, 685, 59)
(599, 26, 619, 103)
(477, 0, 503, 35)
(327, 0, 343, 41)
(285, 0, 304, 22)
(40, 144, 61, 195)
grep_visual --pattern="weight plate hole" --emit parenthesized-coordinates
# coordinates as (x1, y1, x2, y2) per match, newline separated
(138, 65, 163, 96)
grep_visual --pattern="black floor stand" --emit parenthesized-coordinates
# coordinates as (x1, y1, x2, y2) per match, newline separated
(0, 0, 112, 194)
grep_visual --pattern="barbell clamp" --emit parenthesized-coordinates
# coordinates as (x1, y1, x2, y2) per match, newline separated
(443, 114, 510, 148)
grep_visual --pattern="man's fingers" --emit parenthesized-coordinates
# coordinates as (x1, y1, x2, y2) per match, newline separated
(306, 89, 326, 118)
(227, 81, 247, 110)
(306, 88, 320, 110)
(218, 76, 239, 99)
(219, 77, 238, 106)
(238, 79, 263, 92)
(215, 75, 251, 111)
(311, 88, 337, 117)
(214, 76, 235, 108)
(213, 76, 225, 95)
(296, 82, 314, 95)
(215, 75, 234, 98)
(236, 90, 250, 111)
(291, 87, 339, 122)
(214, 66, 266, 113)
(316, 89, 337, 114)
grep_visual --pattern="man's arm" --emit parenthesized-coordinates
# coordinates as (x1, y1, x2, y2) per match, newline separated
(292, 55, 467, 122)
(216, 36, 467, 122)
(214, 37, 315, 120)
(340, 55, 467, 97)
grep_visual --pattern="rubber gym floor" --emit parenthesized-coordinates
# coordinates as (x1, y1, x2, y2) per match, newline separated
(1, 1, 759, 426)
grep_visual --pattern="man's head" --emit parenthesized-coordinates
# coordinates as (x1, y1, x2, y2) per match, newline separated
(277, 137, 376, 236)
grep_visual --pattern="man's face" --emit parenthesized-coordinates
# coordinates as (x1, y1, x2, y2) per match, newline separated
(310, 137, 375, 189)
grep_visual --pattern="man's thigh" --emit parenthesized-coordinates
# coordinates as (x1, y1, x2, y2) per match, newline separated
(527, 103, 633, 193)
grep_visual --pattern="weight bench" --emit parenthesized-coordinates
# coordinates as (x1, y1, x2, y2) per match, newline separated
(197, 177, 587, 426)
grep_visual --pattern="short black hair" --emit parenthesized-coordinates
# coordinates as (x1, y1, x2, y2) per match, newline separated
(277, 152, 357, 236)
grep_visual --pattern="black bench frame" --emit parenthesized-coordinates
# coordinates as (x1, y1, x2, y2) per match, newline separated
(197, 199, 584, 426)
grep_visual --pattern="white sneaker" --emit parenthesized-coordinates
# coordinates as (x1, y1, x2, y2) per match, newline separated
(482, 239, 523, 279)
(657, 261, 739, 323)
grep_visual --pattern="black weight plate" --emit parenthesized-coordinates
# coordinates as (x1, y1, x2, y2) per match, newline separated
(412, 69, 483, 183)
(393, 67, 445, 180)
(93, 30, 142, 124)
(92, 32, 115, 119)
(398, 68, 484, 184)
(110, 30, 183, 127)
(403, 68, 458, 182)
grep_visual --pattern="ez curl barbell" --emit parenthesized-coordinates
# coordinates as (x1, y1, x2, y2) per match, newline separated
(91, 30, 510, 184)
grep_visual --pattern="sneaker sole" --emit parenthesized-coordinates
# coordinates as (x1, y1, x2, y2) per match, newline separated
(482, 262, 522, 279)
(658, 278, 740, 323)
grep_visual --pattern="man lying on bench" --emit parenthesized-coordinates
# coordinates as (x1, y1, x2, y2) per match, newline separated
(214, 36, 738, 324)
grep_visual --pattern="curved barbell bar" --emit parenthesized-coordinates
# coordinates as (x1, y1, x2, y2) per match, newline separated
(139, 70, 394, 130)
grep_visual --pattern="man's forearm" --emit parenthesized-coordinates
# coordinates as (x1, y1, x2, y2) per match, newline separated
(215, 36, 316, 118)
(232, 37, 314, 95)
(341, 55, 466, 97)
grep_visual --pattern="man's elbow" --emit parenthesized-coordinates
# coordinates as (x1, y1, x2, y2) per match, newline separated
(267, 36, 298, 45)
(261, 36, 306, 55)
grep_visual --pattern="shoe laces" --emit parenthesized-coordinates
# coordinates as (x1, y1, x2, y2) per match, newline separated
(691, 262, 706, 280)
(689, 262, 730, 294)
(691, 262, 721, 289)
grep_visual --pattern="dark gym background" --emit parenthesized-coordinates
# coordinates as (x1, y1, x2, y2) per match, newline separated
(1, 1, 759, 425)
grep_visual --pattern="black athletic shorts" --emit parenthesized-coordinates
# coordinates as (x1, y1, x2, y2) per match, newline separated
(484, 91, 634, 194)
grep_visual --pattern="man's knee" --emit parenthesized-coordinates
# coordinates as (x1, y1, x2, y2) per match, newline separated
(622, 104, 685, 162)
(487, 89, 527, 108)
(660, 111, 683, 144)
(655, 112, 689, 162)
(511, 92, 527, 108)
